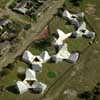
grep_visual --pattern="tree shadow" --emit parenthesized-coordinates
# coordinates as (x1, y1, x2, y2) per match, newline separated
(6, 85, 19, 94)
(77, 83, 100, 100)
(78, 91, 92, 99)
(17, 73, 25, 81)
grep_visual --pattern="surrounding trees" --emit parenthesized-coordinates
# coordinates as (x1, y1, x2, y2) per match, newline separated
(78, 83, 100, 100)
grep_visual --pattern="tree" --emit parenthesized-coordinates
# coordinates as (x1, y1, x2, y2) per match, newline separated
(57, 8, 64, 17)
(78, 91, 94, 100)
(70, 0, 83, 6)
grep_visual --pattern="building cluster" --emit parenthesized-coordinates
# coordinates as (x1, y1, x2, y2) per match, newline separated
(63, 10, 95, 38)
(16, 10, 96, 95)
(12, 0, 49, 17)
(16, 50, 50, 94)
(16, 68, 47, 94)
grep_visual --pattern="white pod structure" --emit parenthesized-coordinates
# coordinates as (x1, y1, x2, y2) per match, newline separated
(22, 50, 34, 64)
(16, 81, 28, 94)
(24, 68, 37, 81)
(40, 51, 50, 63)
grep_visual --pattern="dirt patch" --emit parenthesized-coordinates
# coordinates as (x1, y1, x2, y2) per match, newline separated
(85, 4, 96, 15)
(32, 26, 50, 41)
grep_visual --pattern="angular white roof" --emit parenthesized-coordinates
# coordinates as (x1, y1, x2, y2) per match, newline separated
(63, 10, 78, 21)
(23, 80, 32, 89)
(24, 68, 37, 81)
(56, 43, 71, 60)
(52, 29, 72, 46)
(63, 10, 72, 19)
(32, 56, 43, 64)
(32, 62, 42, 72)
(63, 10, 84, 28)
(16, 81, 28, 94)
(22, 50, 34, 64)
(32, 82, 47, 94)
(76, 22, 95, 38)
(40, 51, 50, 63)
(22, 51, 44, 65)
(63, 10, 84, 20)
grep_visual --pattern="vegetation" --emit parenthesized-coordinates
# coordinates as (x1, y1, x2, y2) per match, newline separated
(78, 83, 100, 100)
(70, 0, 83, 6)
(57, 8, 64, 17)
(47, 71, 57, 78)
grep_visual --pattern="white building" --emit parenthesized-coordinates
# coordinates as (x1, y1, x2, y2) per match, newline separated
(16, 81, 29, 94)
(51, 43, 79, 64)
(40, 51, 50, 63)
(71, 22, 95, 38)
(32, 62, 42, 72)
(22, 50, 44, 64)
(52, 29, 72, 49)
(22, 50, 34, 64)
(63, 10, 84, 28)
(51, 43, 71, 63)
(31, 81, 47, 94)
(24, 68, 37, 81)
(68, 52, 79, 64)
(56, 43, 71, 60)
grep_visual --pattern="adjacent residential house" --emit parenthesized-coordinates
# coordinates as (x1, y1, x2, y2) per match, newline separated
(13, 1, 32, 15)
(0, 19, 12, 30)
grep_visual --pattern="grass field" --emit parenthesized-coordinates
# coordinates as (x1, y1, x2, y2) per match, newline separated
(0, 0, 100, 100)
